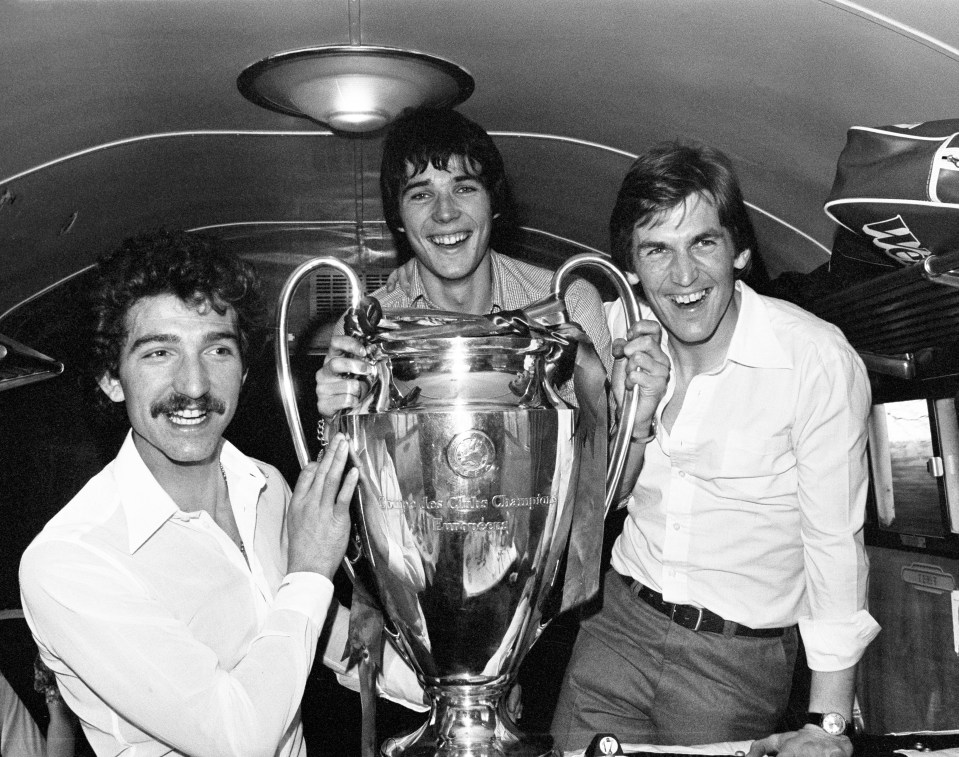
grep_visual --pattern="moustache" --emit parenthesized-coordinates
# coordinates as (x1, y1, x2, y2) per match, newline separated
(150, 393, 227, 418)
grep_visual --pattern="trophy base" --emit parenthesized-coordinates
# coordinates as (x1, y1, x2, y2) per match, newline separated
(382, 721, 558, 757)
(381, 683, 560, 757)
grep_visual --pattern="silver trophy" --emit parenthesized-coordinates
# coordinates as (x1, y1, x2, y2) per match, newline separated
(276, 255, 640, 757)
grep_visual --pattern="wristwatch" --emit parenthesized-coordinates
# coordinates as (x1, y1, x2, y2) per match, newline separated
(805, 712, 852, 737)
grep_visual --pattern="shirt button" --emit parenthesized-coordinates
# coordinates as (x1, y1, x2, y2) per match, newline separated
(673, 523, 681, 531)
(678, 471, 686, 478)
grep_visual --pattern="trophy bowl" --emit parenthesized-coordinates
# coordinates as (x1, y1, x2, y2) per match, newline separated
(276, 255, 640, 757)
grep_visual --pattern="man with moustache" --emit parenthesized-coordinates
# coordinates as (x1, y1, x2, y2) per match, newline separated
(19, 230, 419, 757)
(551, 142, 880, 757)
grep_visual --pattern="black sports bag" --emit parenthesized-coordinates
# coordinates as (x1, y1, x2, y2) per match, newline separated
(825, 119, 959, 273)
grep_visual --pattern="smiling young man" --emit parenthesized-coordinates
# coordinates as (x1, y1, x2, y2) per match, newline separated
(390, 154, 495, 311)
(551, 142, 880, 757)
(314, 106, 612, 417)
(18, 230, 422, 757)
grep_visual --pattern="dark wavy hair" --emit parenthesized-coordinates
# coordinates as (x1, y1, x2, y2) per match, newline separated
(610, 141, 757, 281)
(89, 229, 266, 386)
(379, 106, 513, 242)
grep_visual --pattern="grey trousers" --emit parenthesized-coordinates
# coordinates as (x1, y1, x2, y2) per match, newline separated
(550, 570, 798, 750)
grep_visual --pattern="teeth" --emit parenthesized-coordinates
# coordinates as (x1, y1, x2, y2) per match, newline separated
(429, 231, 469, 246)
(671, 289, 707, 305)
(168, 409, 206, 425)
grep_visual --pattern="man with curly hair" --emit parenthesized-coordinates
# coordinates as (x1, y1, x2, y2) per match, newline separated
(19, 230, 418, 757)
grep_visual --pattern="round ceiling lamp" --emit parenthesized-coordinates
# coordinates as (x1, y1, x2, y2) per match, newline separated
(237, 45, 474, 134)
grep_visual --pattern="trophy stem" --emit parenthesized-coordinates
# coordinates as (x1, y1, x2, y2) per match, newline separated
(381, 681, 559, 757)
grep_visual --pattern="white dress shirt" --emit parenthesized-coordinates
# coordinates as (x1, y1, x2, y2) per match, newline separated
(19, 432, 420, 757)
(607, 282, 880, 671)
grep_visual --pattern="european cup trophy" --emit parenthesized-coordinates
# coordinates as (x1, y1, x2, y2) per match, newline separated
(276, 254, 640, 757)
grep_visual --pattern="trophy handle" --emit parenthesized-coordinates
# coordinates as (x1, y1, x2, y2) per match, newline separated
(275, 257, 365, 469)
(551, 253, 642, 516)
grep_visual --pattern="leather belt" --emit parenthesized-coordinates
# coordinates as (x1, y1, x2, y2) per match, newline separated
(618, 573, 787, 638)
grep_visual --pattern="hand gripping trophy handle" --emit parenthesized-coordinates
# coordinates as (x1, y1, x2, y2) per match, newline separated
(550, 253, 642, 516)
(275, 257, 391, 586)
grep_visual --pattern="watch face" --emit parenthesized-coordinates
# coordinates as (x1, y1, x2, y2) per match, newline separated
(821, 712, 848, 736)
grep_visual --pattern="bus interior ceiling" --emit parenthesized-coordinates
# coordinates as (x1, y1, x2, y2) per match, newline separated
(3, 0, 959, 740)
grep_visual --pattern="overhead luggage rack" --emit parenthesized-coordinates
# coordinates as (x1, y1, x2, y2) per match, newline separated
(807, 250, 959, 363)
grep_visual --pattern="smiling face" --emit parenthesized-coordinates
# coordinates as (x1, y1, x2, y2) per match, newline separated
(398, 156, 494, 286)
(630, 191, 751, 351)
(98, 293, 244, 480)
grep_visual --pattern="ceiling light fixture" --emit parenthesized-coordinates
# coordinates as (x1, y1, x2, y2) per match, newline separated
(237, 45, 474, 134)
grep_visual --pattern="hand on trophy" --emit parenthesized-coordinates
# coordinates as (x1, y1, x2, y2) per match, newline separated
(315, 335, 374, 419)
(611, 319, 670, 436)
(286, 434, 359, 580)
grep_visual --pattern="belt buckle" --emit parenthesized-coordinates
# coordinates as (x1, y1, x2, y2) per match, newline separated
(670, 603, 704, 632)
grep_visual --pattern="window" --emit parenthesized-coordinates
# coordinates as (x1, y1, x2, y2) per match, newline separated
(868, 398, 959, 540)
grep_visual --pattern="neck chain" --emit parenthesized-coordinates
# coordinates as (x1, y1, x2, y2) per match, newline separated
(218, 462, 246, 558)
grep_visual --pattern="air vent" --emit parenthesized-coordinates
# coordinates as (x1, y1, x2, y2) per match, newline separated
(310, 268, 393, 320)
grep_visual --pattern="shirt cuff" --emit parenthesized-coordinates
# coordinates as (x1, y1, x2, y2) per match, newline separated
(323, 604, 427, 711)
(799, 609, 881, 671)
(331, 639, 428, 712)
(333, 648, 428, 712)
(274, 572, 334, 627)
(378, 642, 428, 712)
